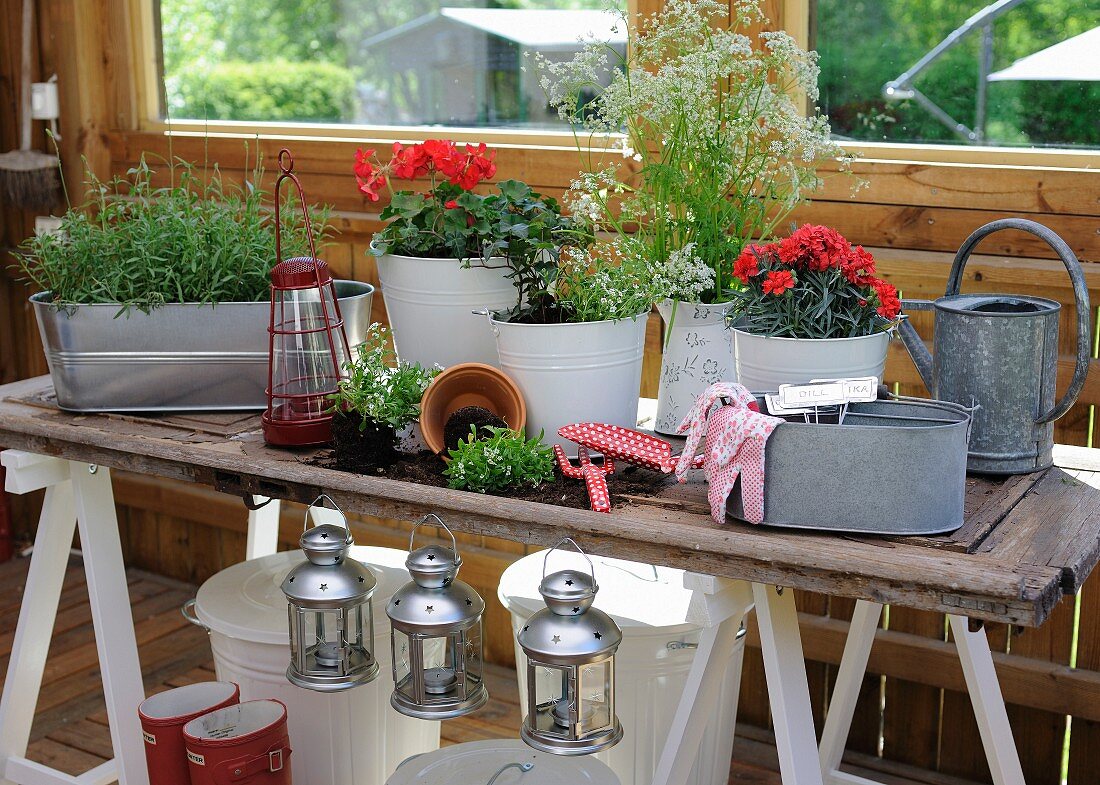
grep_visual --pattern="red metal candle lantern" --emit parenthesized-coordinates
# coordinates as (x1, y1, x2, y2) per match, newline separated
(262, 149, 351, 446)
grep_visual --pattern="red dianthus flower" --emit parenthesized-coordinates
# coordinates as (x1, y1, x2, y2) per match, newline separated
(762, 270, 797, 296)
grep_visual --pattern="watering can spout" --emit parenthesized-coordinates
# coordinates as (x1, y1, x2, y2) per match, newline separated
(897, 304, 936, 395)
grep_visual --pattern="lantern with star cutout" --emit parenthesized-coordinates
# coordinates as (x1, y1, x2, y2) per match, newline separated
(517, 538, 623, 756)
(387, 514, 488, 719)
(281, 496, 378, 691)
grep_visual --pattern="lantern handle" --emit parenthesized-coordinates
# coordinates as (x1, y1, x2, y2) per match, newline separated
(409, 513, 460, 564)
(273, 147, 319, 267)
(303, 494, 353, 545)
(542, 537, 596, 585)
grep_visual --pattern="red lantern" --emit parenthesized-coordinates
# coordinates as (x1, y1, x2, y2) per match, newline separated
(262, 149, 351, 446)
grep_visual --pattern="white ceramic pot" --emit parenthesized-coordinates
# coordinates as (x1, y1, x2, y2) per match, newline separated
(654, 300, 735, 435)
(733, 327, 890, 392)
(191, 547, 440, 785)
(375, 253, 515, 369)
(490, 313, 648, 451)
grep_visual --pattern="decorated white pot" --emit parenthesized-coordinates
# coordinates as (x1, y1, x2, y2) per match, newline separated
(654, 300, 735, 435)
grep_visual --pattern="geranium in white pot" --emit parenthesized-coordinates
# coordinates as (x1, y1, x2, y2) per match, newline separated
(538, 0, 850, 433)
(353, 139, 514, 369)
(729, 224, 902, 391)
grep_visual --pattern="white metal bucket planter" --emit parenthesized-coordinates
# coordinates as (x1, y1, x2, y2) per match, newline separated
(490, 313, 648, 451)
(655, 300, 735, 434)
(375, 253, 514, 370)
(732, 327, 890, 392)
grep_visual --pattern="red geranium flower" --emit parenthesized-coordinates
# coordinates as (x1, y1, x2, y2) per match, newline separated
(390, 142, 431, 180)
(444, 199, 459, 209)
(762, 270, 797, 295)
(353, 148, 377, 180)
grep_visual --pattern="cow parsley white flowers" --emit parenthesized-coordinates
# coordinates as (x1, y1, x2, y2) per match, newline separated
(537, 0, 852, 304)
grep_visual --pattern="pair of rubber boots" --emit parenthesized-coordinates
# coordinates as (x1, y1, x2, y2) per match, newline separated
(138, 682, 292, 784)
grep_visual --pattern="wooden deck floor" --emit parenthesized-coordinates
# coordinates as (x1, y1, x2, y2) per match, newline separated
(0, 554, 979, 785)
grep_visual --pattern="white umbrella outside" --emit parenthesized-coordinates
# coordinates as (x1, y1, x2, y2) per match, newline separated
(988, 26, 1100, 81)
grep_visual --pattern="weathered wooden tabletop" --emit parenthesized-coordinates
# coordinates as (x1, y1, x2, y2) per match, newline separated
(3, 376, 1099, 628)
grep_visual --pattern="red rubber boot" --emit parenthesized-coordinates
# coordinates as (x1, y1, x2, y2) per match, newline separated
(139, 682, 240, 785)
(183, 700, 292, 785)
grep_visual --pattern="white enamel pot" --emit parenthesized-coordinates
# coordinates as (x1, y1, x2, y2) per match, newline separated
(375, 253, 515, 369)
(733, 327, 890, 392)
(490, 312, 648, 451)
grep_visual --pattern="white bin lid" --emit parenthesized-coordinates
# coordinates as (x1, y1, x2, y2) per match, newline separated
(388, 739, 619, 784)
(195, 546, 409, 645)
(498, 550, 695, 632)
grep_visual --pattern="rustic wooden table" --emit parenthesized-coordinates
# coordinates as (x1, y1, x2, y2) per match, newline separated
(2, 375, 1098, 785)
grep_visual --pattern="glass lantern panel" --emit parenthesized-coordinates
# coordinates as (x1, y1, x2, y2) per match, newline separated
(420, 634, 461, 703)
(392, 628, 413, 699)
(462, 622, 483, 690)
(270, 289, 344, 419)
(529, 661, 571, 738)
(577, 658, 613, 736)
(308, 608, 349, 673)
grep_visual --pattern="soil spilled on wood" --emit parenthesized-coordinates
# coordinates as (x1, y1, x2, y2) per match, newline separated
(331, 413, 400, 471)
(310, 449, 670, 511)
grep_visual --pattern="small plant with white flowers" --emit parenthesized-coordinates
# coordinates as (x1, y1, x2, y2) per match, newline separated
(443, 426, 555, 494)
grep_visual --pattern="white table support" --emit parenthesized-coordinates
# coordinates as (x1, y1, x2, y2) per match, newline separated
(651, 575, 753, 785)
(0, 451, 147, 785)
(818, 601, 1025, 785)
(245, 496, 281, 559)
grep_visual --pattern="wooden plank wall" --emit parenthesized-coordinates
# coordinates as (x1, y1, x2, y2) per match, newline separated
(3, 1, 1100, 782)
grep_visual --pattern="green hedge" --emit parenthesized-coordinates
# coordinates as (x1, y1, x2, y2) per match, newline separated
(171, 60, 357, 123)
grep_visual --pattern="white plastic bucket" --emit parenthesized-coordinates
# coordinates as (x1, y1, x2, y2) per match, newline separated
(733, 327, 890, 392)
(376, 253, 515, 369)
(498, 552, 743, 785)
(192, 547, 440, 785)
(491, 313, 648, 451)
(388, 739, 621, 784)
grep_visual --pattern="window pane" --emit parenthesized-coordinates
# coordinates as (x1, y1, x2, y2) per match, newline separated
(816, 0, 1099, 148)
(158, 0, 625, 128)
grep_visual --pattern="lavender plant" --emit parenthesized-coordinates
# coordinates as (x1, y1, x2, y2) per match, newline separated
(538, 0, 852, 304)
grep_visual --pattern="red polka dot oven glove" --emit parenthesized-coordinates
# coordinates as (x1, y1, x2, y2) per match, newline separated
(674, 382, 783, 524)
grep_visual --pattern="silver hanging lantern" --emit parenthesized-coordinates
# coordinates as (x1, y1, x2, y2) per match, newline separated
(387, 514, 488, 719)
(281, 495, 378, 691)
(518, 538, 623, 756)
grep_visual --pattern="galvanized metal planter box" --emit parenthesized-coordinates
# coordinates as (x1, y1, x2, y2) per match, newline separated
(729, 397, 972, 535)
(31, 281, 373, 413)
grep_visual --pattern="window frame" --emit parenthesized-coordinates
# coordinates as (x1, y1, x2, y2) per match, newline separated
(135, 0, 1100, 169)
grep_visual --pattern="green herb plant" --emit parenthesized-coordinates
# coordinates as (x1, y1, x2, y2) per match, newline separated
(18, 154, 328, 314)
(443, 426, 555, 494)
(331, 324, 438, 431)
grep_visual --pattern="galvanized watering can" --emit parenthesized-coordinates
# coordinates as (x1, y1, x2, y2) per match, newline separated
(897, 218, 1091, 475)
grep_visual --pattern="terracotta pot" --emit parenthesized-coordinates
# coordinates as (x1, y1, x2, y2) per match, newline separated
(419, 362, 526, 456)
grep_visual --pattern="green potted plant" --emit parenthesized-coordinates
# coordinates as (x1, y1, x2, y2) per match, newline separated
(487, 225, 665, 450)
(538, 0, 850, 432)
(442, 426, 555, 494)
(728, 224, 901, 390)
(354, 140, 525, 370)
(17, 156, 373, 412)
(329, 323, 439, 471)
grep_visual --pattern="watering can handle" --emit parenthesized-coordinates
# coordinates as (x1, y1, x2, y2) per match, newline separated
(947, 218, 1091, 425)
